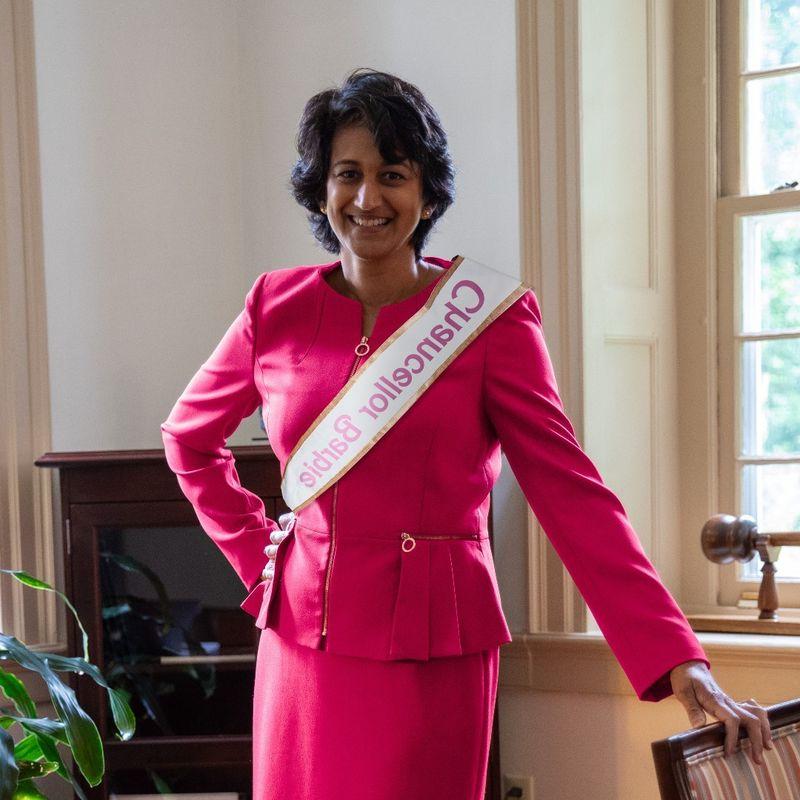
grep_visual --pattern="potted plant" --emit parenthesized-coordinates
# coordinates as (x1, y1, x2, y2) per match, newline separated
(0, 569, 135, 800)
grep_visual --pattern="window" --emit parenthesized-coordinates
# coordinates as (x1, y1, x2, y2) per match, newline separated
(718, 0, 800, 606)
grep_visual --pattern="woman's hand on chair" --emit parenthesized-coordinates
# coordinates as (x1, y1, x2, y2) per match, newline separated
(670, 660, 773, 764)
(261, 512, 294, 582)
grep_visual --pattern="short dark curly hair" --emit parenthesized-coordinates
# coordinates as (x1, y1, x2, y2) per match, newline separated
(289, 68, 456, 259)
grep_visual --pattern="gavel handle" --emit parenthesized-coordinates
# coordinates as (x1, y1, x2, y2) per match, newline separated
(766, 532, 800, 546)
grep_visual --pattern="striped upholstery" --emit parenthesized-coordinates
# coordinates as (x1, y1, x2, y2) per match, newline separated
(684, 721, 800, 799)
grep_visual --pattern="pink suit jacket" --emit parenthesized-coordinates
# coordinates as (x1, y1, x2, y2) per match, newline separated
(160, 255, 709, 702)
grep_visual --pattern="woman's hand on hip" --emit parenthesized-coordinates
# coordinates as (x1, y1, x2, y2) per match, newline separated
(670, 659, 773, 764)
(261, 512, 295, 582)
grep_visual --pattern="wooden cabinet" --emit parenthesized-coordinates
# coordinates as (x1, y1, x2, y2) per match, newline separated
(36, 448, 501, 800)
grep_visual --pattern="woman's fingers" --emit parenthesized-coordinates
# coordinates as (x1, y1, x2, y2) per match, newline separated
(696, 684, 766, 763)
(671, 664, 771, 766)
(703, 690, 740, 757)
(729, 700, 764, 764)
(742, 699, 774, 751)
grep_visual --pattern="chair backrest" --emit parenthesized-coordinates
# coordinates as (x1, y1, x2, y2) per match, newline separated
(651, 698, 800, 799)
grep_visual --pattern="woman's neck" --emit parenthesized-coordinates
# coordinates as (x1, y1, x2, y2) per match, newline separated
(333, 251, 438, 308)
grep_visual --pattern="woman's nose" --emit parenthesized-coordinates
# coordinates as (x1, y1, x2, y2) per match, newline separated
(354, 178, 382, 210)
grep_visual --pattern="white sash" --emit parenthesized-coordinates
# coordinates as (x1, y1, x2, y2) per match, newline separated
(281, 255, 528, 511)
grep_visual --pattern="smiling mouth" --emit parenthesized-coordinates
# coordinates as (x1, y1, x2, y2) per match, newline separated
(349, 215, 392, 228)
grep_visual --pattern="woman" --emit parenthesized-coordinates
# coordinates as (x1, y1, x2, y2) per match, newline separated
(160, 68, 771, 799)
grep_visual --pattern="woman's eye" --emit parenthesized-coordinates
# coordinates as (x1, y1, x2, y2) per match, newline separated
(334, 170, 405, 181)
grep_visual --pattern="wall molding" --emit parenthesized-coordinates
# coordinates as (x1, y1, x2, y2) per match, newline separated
(0, 0, 58, 645)
(604, 334, 661, 567)
(499, 631, 800, 705)
(673, 0, 721, 611)
(515, 0, 587, 634)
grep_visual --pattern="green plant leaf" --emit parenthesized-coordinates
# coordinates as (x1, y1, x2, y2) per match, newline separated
(105, 687, 136, 742)
(0, 570, 89, 662)
(24, 727, 86, 800)
(10, 778, 47, 800)
(0, 717, 67, 746)
(15, 761, 57, 781)
(10, 736, 38, 761)
(0, 642, 134, 743)
(0, 671, 35, 720)
(29, 655, 134, 743)
(0, 638, 103, 787)
(38, 658, 103, 787)
(0, 569, 134, 740)
(0, 725, 20, 800)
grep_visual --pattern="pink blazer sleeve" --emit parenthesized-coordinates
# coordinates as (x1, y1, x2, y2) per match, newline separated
(484, 288, 709, 702)
(160, 271, 278, 593)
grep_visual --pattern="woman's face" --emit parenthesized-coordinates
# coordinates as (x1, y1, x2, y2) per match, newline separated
(324, 123, 427, 263)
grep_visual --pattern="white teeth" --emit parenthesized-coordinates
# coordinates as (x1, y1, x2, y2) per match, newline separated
(352, 216, 390, 227)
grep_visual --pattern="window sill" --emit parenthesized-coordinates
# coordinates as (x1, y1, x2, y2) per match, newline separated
(499, 631, 800, 703)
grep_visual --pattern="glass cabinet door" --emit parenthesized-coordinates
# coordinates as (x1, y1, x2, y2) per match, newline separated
(97, 524, 258, 739)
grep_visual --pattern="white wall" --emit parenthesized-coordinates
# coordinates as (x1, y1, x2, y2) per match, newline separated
(34, 1, 248, 451)
(32, 0, 528, 623)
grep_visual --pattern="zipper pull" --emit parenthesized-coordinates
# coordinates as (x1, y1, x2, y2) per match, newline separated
(355, 335, 370, 357)
(400, 532, 416, 552)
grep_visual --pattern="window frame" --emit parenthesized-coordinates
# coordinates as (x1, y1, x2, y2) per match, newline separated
(717, 0, 800, 608)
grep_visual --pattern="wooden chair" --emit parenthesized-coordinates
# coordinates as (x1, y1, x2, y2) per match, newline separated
(651, 697, 800, 799)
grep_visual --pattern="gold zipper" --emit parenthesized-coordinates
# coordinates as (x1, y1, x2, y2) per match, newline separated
(400, 531, 480, 552)
(321, 333, 370, 639)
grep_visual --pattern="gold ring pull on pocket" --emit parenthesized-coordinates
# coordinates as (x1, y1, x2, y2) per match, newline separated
(400, 531, 480, 553)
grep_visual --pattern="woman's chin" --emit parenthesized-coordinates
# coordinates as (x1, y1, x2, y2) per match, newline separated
(343, 236, 415, 262)
(345, 241, 396, 260)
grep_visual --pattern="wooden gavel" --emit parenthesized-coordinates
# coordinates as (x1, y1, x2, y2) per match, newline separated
(702, 514, 800, 620)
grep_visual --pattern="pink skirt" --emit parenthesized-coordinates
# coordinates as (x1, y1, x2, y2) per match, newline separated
(252, 626, 499, 800)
